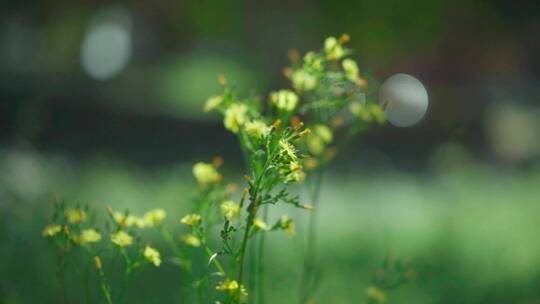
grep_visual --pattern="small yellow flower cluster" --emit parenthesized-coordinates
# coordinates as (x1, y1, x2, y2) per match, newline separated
(366, 286, 387, 302)
(324, 36, 345, 60)
(181, 234, 201, 247)
(74, 229, 102, 244)
(65, 208, 86, 223)
(291, 51, 323, 92)
(350, 102, 386, 125)
(279, 139, 298, 161)
(203, 95, 223, 112)
(112, 208, 167, 229)
(192, 162, 221, 185)
(279, 215, 296, 237)
(143, 245, 161, 267)
(244, 120, 270, 139)
(42, 224, 62, 237)
(223, 103, 248, 133)
(144, 209, 167, 226)
(113, 212, 147, 228)
(220, 200, 240, 221)
(216, 279, 248, 298)
(281, 162, 304, 183)
(303, 51, 323, 70)
(180, 213, 202, 226)
(292, 69, 317, 92)
(342, 58, 359, 82)
(253, 218, 269, 231)
(307, 124, 333, 156)
(277, 139, 304, 183)
(269, 90, 299, 112)
(110, 230, 133, 247)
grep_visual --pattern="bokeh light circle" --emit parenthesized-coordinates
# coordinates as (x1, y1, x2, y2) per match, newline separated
(80, 8, 132, 81)
(379, 73, 429, 127)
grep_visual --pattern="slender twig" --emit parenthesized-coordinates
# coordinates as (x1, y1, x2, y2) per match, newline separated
(236, 138, 280, 301)
(94, 256, 113, 304)
(204, 245, 226, 274)
(257, 204, 269, 304)
(299, 167, 324, 303)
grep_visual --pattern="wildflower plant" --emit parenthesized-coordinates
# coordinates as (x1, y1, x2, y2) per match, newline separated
(42, 34, 425, 304)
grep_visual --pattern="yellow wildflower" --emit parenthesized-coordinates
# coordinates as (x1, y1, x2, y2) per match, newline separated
(143, 209, 167, 226)
(269, 90, 299, 112)
(134, 217, 149, 228)
(253, 218, 269, 231)
(342, 58, 359, 82)
(42, 224, 62, 237)
(192, 162, 221, 185)
(223, 103, 248, 133)
(143, 245, 162, 267)
(203, 95, 222, 112)
(94, 256, 102, 270)
(216, 279, 248, 297)
(281, 161, 304, 183)
(110, 231, 133, 247)
(220, 200, 240, 221)
(65, 208, 86, 223)
(366, 286, 387, 302)
(324, 36, 345, 60)
(292, 69, 317, 91)
(113, 212, 143, 228)
(280, 215, 296, 237)
(307, 137, 325, 155)
(181, 234, 201, 247)
(350, 102, 372, 122)
(216, 279, 239, 291)
(279, 139, 297, 161)
(180, 213, 202, 226)
(315, 124, 333, 142)
(307, 124, 333, 156)
(244, 120, 270, 139)
(303, 52, 323, 70)
(350, 102, 386, 125)
(369, 104, 386, 125)
(75, 229, 102, 244)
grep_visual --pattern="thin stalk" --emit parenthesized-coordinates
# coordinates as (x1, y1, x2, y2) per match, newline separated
(256, 204, 269, 304)
(249, 239, 256, 299)
(56, 250, 69, 304)
(94, 257, 113, 304)
(85, 263, 91, 304)
(204, 246, 226, 274)
(236, 141, 278, 298)
(236, 198, 257, 298)
(299, 168, 324, 303)
(119, 248, 131, 304)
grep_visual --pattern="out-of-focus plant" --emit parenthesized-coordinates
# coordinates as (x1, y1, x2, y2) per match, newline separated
(42, 34, 425, 304)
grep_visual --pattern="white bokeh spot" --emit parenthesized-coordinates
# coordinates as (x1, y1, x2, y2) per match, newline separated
(379, 73, 429, 127)
(80, 8, 132, 81)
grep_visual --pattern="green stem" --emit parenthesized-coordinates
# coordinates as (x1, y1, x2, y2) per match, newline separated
(119, 248, 131, 304)
(205, 246, 226, 275)
(56, 249, 69, 304)
(248, 240, 256, 300)
(257, 205, 269, 304)
(94, 258, 113, 304)
(236, 199, 257, 300)
(236, 145, 276, 302)
(299, 168, 324, 303)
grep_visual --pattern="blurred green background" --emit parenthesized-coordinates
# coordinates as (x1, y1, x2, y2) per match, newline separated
(1, 0, 540, 303)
